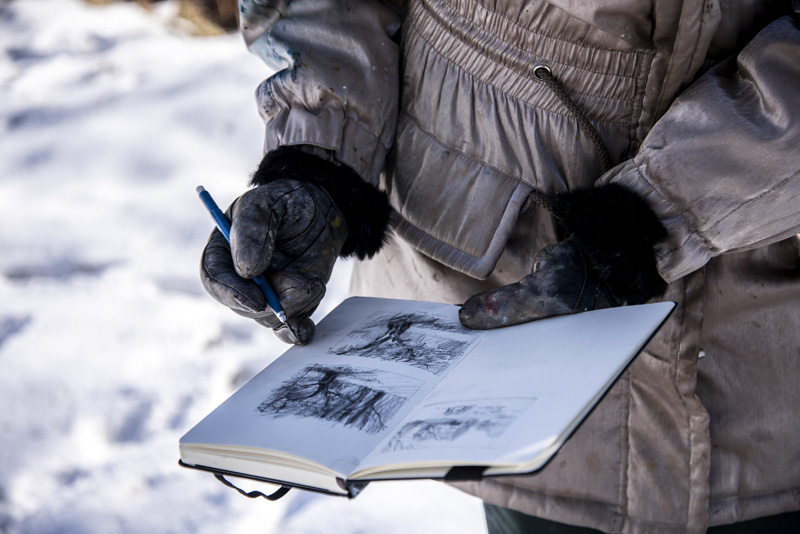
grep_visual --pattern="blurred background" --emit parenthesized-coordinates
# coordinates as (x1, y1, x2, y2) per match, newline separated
(0, 0, 486, 532)
(86, 0, 240, 34)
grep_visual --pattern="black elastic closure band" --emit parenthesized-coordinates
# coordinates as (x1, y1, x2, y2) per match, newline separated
(444, 465, 488, 481)
(214, 473, 291, 501)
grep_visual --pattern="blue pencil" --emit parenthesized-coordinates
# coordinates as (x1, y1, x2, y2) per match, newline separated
(196, 186, 298, 342)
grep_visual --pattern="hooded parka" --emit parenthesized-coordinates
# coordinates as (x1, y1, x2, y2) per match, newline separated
(238, 0, 800, 532)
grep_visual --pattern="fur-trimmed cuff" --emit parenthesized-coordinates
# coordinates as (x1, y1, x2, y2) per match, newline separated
(548, 183, 668, 305)
(251, 146, 391, 260)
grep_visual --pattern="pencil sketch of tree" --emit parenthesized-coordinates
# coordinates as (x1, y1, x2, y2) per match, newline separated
(383, 399, 535, 452)
(327, 312, 483, 375)
(256, 365, 421, 434)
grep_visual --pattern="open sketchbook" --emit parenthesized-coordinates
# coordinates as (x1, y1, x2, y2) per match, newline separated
(179, 297, 674, 498)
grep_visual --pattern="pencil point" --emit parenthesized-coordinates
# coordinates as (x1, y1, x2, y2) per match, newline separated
(196, 185, 206, 194)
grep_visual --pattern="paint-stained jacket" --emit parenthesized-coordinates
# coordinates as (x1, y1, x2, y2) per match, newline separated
(238, 0, 800, 532)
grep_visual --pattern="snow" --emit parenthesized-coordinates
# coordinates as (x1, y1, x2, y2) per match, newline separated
(0, 1, 487, 532)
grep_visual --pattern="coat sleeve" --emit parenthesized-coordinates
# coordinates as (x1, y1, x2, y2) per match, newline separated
(238, 0, 404, 186)
(599, 11, 800, 283)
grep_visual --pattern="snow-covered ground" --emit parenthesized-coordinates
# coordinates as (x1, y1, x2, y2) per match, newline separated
(0, 1, 487, 532)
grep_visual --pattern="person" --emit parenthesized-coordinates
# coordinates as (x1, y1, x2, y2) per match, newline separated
(199, 1, 800, 532)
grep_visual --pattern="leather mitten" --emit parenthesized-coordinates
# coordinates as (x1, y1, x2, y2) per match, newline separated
(460, 183, 668, 330)
(201, 179, 347, 343)
(201, 147, 391, 344)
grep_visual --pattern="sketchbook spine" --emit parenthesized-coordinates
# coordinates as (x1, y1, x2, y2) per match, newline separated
(177, 460, 362, 498)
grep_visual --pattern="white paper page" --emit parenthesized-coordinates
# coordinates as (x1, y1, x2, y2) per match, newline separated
(180, 298, 487, 477)
(355, 302, 674, 475)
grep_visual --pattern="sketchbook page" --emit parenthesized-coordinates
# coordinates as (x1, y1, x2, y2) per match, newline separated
(352, 302, 675, 478)
(180, 297, 487, 479)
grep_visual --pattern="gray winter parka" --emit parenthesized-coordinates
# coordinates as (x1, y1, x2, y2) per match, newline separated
(238, 0, 800, 532)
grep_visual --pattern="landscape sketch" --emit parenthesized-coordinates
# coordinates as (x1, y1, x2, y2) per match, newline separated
(383, 398, 536, 452)
(256, 365, 422, 434)
(327, 312, 484, 375)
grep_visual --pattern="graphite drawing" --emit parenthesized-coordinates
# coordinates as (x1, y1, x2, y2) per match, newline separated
(384, 399, 535, 452)
(256, 365, 421, 434)
(327, 312, 483, 374)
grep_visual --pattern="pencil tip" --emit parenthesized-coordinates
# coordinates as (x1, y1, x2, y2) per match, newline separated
(196, 185, 205, 194)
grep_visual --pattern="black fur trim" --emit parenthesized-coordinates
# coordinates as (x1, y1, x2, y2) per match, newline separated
(251, 146, 391, 260)
(548, 183, 668, 305)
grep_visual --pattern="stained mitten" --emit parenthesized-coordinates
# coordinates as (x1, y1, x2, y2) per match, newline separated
(201, 147, 390, 344)
(459, 184, 668, 330)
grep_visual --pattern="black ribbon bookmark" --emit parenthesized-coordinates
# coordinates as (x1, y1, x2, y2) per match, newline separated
(214, 473, 291, 501)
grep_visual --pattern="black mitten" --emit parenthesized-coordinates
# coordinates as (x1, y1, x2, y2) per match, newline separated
(201, 147, 391, 344)
(460, 184, 668, 330)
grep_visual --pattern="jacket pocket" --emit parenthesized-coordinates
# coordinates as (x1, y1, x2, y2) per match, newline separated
(384, 115, 533, 279)
(389, 0, 654, 278)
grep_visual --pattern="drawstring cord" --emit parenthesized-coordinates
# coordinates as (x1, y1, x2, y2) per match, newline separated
(534, 65, 611, 174)
(527, 65, 611, 209)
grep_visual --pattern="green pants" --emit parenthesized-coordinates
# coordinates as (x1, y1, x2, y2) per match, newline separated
(483, 503, 800, 533)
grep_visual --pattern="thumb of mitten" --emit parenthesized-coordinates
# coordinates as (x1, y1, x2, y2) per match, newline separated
(229, 190, 279, 279)
(459, 240, 600, 330)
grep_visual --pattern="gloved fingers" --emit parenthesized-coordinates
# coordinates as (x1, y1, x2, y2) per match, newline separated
(267, 270, 327, 321)
(244, 270, 325, 324)
(260, 317, 316, 346)
(251, 271, 324, 345)
(200, 228, 267, 313)
(459, 240, 599, 330)
(459, 274, 575, 330)
(229, 190, 279, 279)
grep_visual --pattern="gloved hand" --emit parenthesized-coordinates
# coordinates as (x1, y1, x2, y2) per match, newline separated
(200, 146, 391, 345)
(459, 184, 668, 330)
(201, 179, 348, 344)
